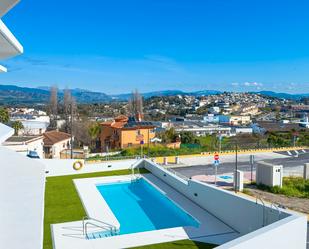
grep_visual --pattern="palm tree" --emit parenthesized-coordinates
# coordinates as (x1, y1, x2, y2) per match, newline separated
(11, 121, 24, 135)
(88, 122, 101, 151)
(0, 107, 9, 124)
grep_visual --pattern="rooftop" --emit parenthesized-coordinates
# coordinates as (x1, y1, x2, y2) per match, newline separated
(5, 135, 43, 144)
(101, 115, 155, 130)
(257, 121, 305, 132)
(43, 130, 71, 146)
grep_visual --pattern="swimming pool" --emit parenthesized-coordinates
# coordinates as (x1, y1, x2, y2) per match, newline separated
(96, 178, 199, 236)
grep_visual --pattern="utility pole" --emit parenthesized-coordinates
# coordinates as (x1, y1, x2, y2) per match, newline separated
(70, 103, 73, 159)
(218, 133, 222, 153)
(147, 128, 150, 158)
(234, 142, 238, 193)
(250, 155, 255, 184)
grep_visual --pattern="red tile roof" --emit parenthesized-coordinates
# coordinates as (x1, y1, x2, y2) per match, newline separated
(43, 130, 71, 146)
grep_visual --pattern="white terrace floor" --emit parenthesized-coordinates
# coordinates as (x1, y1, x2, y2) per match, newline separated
(52, 174, 240, 249)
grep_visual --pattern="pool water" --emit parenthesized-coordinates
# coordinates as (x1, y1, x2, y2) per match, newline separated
(96, 178, 199, 235)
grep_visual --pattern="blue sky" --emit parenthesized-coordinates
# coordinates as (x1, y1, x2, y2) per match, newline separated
(1, 0, 309, 94)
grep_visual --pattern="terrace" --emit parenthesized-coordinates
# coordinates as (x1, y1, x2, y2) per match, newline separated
(42, 158, 307, 249)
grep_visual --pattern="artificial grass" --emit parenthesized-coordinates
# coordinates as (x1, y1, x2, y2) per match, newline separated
(133, 240, 217, 249)
(44, 169, 215, 249)
(44, 169, 145, 249)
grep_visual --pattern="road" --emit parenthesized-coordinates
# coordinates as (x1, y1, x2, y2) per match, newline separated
(172, 150, 309, 178)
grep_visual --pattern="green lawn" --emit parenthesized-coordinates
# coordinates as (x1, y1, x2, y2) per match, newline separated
(44, 169, 216, 249)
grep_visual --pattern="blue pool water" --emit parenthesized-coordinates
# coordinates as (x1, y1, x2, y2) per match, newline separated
(96, 179, 199, 235)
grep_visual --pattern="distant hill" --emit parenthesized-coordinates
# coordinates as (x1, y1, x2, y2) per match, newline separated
(0, 85, 50, 104)
(256, 91, 309, 100)
(0, 84, 111, 104)
(0, 84, 308, 105)
(111, 90, 188, 100)
(112, 89, 222, 100)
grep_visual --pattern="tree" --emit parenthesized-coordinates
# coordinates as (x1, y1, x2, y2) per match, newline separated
(11, 121, 23, 135)
(179, 131, 196, 144)
(88, 122, 101, 151)
(72, 117, 92, 147)
(63, 89, 75, 133)
(0, 107, 9, 124)
(128, 89, 143, 119)
(158, 128, 178, 143)
(49, 86, 58, 128)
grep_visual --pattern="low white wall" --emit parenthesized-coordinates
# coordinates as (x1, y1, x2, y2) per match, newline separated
(216, 215, 307, 249)
(40, 159, 137, 177)
(142, 160, 307, 248)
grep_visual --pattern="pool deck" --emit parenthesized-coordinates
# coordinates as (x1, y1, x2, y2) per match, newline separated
(51, 174, 240, 249)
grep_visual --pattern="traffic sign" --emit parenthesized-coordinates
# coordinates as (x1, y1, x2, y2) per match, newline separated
(214, 153, 219, 161)
(214, 159, 220, 166)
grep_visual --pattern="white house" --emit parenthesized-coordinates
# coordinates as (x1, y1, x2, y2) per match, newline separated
(43, 130, 72, 158)
(21, 119, 49, 135)
(10, 114, 50, 135)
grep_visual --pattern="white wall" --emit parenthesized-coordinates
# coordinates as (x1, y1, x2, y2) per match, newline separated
(50, 139, 70, 159)
(142, 160, 307, 249)
(0, 146, 45, 249)
(216, 215, 307, 249)
(41, 158, 137, 177)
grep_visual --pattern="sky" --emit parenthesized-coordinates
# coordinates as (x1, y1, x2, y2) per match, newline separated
(1, 0, 309, 94)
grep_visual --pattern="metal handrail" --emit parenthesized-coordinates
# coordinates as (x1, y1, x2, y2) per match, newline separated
(84, 221, 115, 239)
(82, 216, 117, 235)
(256, 196, 266, 227)
(131, 161, 141, 181)
(270, 203, 281, 221)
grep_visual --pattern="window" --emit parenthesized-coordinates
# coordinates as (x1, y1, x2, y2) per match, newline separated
(128, 143, 132, 147)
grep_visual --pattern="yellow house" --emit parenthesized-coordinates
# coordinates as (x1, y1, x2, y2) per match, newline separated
(100, 115, 156, 151)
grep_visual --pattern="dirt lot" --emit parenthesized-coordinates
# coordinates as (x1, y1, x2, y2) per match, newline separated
(244, 186, 309, 215)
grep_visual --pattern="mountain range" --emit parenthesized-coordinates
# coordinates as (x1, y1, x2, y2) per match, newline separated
(0, 84, 308, 105)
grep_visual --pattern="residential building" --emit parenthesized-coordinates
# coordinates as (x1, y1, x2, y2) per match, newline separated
(240, 104, 259, 116)
(209, 106, 220, 114)
(299, 114, 309, 128)
(291, 104, 309, 112)
(203, 114, 219, 123)
(20, 119, 49, 135)
(252, 121, 305, 134)
(0, 2, 45, 249)
(219, 115, 251, 125)
(43, 130, 72, 158)
(171, 120, 231, 136)
(3, 135, 44, 158)
(100, 115, 156, 150)
(231, 126, 253, 135)
(10, 112, 50, 135)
